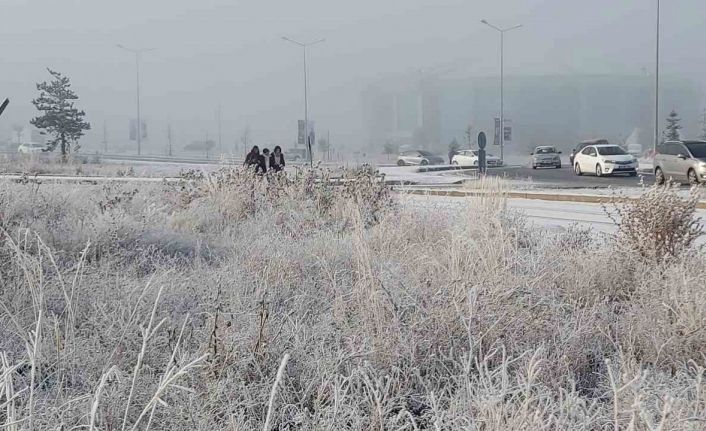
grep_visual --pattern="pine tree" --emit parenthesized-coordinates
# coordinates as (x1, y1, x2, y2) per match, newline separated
(664, 109, 682, 142)
(30, 69, 90, 161)
(383, 141, 398, 160)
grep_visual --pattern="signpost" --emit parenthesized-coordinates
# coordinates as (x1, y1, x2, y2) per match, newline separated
(478, 131, 487, 174)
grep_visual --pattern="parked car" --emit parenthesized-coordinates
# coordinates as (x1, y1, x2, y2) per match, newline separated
(573, 144, 638, 177)
(569, 139, 609, 166)
(654, 140, 706, 185)
(397, 150, 445, 166)
(530, 146, 562, 169)
(285, 148, 308, 162)
(18, 143, 47, 154)
(451, 150, 503, 167)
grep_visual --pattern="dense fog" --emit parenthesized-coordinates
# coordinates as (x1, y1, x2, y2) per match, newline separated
(1, 0, 705, 155)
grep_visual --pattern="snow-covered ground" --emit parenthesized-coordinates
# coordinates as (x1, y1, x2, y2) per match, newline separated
(403, 193, 706, 245)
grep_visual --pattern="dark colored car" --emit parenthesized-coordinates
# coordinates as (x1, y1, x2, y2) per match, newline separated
(569, 139, 609, 166)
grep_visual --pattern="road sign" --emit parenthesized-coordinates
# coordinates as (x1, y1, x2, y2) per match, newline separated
(478, 131, 487, 149)
(298, 120, 305, 146)
(493, 118, 500, 145)
(478, 132, 487, 174)
(504, 125, 512, 142)
(0, 99, 8, 118)
(129, 119, 147, 140)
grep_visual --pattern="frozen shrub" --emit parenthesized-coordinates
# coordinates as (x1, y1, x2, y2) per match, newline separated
(607, 182, 703, 262)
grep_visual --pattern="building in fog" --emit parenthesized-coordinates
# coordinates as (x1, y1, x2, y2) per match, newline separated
(362, 74, 442, 151)
(363, 73, 705, 154)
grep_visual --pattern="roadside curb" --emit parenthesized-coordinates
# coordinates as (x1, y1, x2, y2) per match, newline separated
(398, 188, 706, 209)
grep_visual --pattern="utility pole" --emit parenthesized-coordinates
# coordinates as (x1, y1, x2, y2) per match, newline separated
(700, 109, 706, 140)
(102, 121, 108, 153)
(117, 44, 155, 156)
(282, 36, 325, 167)
(481, 20, 522, 164)
(217, 104, 222, 156)
(654, 0, 661, 153)
(167, 123, 173, 156)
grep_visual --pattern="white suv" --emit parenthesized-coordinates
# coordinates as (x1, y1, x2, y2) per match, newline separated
(573, 144, 637, 177)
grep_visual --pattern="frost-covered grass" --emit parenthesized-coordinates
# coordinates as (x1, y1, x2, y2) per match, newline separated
(1, 168, 706, 430)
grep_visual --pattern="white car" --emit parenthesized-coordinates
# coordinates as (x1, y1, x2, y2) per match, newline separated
(396, 150, 445, 166)
(18, 143, 47, 154)
(451, 150, 503, 167)
(573, 144, 638, 177)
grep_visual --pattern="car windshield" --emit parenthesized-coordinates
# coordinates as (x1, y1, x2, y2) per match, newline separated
(418, 151, 435, 157)
(535, 147, 556, 154)
(597, 146, 626, 156)
(685, 143, 706, 158)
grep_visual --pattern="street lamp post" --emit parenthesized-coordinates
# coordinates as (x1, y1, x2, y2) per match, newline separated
(654, 0, 660, 153)
(282, 36, 325, 167)
(117, 45, 155, 156)
(481, 20, 522, 164)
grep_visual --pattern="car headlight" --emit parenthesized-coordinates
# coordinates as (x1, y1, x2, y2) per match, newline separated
(604, 160, 615, 164)
(699, 162, 706, 169)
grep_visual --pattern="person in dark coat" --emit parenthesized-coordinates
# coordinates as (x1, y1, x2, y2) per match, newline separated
(448, 149, 458, 165)
(270, 146, 286, 172)
(245, 146, 260, 167)
(244, 145, 267, 174)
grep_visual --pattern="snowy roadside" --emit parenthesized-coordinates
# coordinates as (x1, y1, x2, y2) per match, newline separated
(403, 193, 706, 245)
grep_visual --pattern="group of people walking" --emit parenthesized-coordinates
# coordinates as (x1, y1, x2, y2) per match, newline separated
(244, 145, 286, 174)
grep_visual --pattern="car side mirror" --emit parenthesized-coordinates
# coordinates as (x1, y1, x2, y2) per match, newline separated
(677, 154, 688, 160)
(558, 151, 562, 154)
(530, 152, 534, 155)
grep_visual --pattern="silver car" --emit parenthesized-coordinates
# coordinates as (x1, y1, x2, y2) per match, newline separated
(654, 140, 706, 185)
(530, 146, 562, 169)
(396, 150, 445, 166)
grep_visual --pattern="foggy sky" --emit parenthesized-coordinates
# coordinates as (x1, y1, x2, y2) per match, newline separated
(1, 0, 705, 151)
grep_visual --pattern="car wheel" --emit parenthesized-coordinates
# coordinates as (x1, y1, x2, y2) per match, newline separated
(532, 165, 537, 169)
(555, 164, 561, 169)
(595, 164, 603, 177)
(688, 169, 699, 185)
(655, 167, 665, 185)
(628, 172, 637, 177)
(397, 160, 406, 166)
(574, 163, 582, 176)
(420, 160, 429, 166)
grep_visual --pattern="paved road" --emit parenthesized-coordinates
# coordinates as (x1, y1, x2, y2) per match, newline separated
(482, 165, 654, 188)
